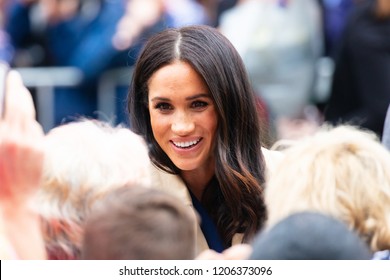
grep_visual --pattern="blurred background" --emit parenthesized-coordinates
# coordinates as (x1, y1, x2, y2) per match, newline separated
(1, 0, 363, 145)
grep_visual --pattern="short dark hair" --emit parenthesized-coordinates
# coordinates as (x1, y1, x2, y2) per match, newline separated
(82, 186, 196, 260)
(250, 212, 372, 260)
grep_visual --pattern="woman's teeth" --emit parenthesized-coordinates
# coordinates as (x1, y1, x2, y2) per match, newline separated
(173, 139, 200, 148)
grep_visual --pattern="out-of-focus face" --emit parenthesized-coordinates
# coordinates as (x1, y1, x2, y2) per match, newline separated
(40, 0, 80, 23)
(147, 61, 218, 173)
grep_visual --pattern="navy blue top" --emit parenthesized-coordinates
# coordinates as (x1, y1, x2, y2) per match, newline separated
(189, 191, 225, 253)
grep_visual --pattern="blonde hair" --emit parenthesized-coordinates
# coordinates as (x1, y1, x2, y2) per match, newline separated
(36, 119, 152, 258)
(265, 125, 390, 252)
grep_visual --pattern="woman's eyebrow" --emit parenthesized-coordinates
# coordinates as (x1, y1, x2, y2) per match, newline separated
(186, 93, 211, 101)
(150, 96, 171, 102)
(150, 93, 211, 102)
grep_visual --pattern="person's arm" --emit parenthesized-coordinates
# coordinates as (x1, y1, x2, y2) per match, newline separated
(0, 70, 46, 260)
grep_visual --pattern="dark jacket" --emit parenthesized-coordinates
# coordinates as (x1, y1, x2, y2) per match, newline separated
(324, 0, 390, 138)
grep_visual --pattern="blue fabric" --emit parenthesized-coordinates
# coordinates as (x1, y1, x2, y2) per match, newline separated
(0, 30, 13, 63)
(45, 1, 126, 81)
(320, 0, 355, 57)
(372, 250, 390, 260)
(189, 191, 225, 253)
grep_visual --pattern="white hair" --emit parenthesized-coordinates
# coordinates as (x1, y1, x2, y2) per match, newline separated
(36, 119, 153, 258)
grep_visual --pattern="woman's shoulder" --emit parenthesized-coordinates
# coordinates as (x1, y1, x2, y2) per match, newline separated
(148, 164, 193, 206)
(261, 147, 284, 179)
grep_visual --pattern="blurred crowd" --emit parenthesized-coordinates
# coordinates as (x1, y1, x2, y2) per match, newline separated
(1, 0, 390, 261)
(0, 0, 213, 127)
(1, 0, 388, 142)
(0, 2, 332, 133)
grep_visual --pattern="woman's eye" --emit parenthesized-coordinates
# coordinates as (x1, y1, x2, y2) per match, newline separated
(191, 100, 208, 109)
(155, 102, 172, 111)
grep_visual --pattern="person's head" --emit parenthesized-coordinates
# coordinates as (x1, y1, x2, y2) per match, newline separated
(265, 125, 390, 252)
(250, 212, 372, 260)
(375, 0, 390, 18)
(37, 119, 152, 259)
(82, 186, 197, 260)
(128, 25, 267, 246)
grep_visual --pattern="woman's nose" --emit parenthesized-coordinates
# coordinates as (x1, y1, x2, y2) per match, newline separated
(171, 112, 195, 135)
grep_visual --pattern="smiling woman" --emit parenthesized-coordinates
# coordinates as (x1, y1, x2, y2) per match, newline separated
(148, 61, 218, 199)
(128, 25, 279, 256)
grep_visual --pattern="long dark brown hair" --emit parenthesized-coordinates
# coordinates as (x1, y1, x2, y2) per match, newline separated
(128, 25, 266, 246)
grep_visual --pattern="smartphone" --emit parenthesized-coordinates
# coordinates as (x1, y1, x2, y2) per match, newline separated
(0, 62, 9, 118)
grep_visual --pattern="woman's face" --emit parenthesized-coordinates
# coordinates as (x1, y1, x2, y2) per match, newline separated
(147, 61, 218, 172)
